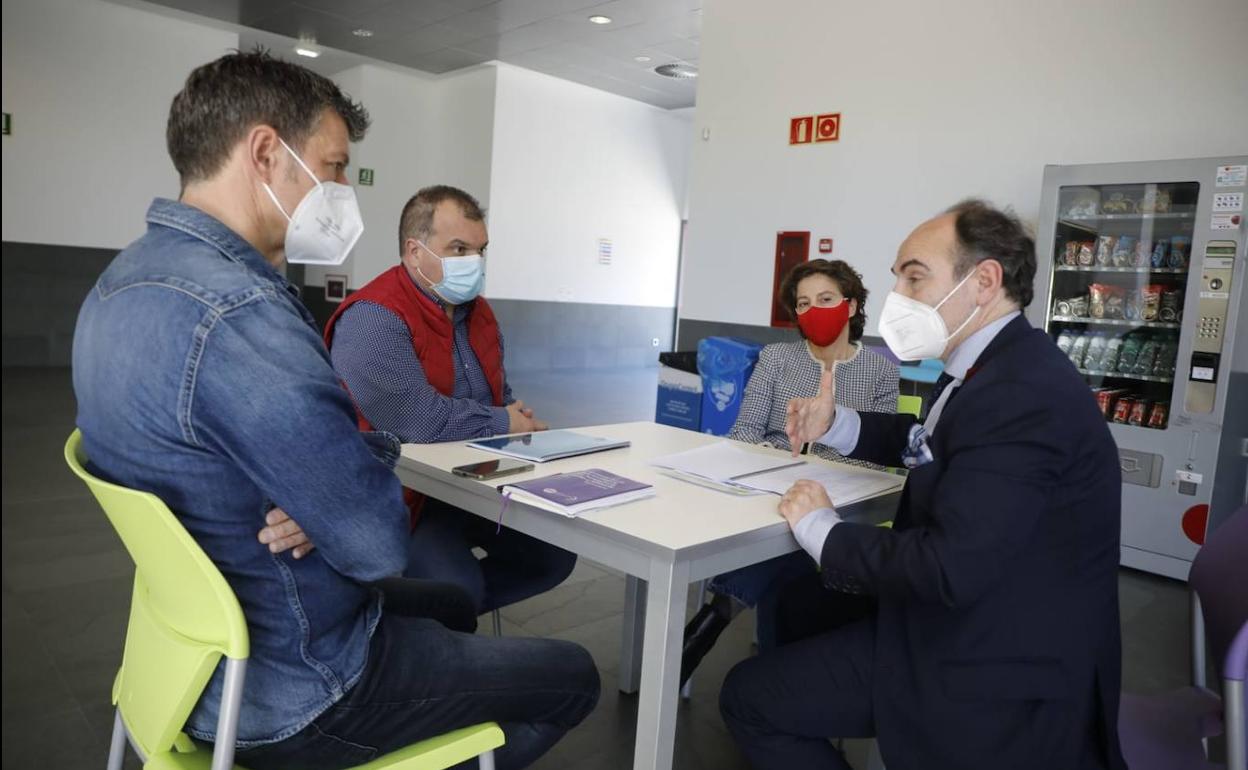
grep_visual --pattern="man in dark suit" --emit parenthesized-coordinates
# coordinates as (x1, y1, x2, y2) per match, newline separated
(719, 200, 1126, 770)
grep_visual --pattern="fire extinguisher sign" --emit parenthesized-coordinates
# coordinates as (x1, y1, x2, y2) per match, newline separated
(790, 113, 841, 145)
(789, 116, 814, 145)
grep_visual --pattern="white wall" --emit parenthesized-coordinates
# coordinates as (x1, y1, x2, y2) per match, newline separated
(485, 64, 691, 307)
(681, 0, 1248, 333)
(1, 0, 238, 249)
(307, 63, 497, 290)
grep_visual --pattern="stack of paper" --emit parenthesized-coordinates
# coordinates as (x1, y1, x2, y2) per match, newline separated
(650, 441, 903, 505)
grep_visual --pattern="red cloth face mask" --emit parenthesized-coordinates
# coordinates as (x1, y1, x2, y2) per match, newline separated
(796, 300, 850, 346)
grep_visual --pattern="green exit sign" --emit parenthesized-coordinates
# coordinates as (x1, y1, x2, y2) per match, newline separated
(2, 113, 10, 136)
(358, 168, 374, 186)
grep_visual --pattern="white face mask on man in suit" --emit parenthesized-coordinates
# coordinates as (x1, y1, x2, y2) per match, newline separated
(878, 270, 981, 362)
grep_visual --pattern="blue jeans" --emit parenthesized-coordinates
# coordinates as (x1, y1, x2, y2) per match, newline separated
(708, 551, 817, 650)
(234, 611, 601, 770)
(405, 498, 578, 614)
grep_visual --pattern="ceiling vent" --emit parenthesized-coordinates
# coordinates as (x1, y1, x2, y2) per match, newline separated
(654, 63, 698, 79)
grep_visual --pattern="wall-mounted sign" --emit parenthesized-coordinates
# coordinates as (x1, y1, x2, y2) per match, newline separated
(2, 113, 10, 136)
(325, 274, 348, 303)
(789, 116, 814, 145)
(358, 168, 375, 186)
(790, 113, 840, 145)
(818, 238, 833, 254)
(815, 113, 840, 142)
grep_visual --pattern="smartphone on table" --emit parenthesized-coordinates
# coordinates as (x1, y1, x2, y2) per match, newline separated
(451, 458, 534, 480)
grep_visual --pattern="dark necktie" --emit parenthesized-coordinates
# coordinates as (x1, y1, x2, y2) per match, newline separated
(920, 371, 956, 421)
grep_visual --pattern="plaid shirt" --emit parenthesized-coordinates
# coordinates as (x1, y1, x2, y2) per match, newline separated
(727, 340, 899, 469)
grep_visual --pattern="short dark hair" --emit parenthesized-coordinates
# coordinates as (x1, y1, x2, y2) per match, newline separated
(398, 185, 486, 250)
(779, 259, 869, 341)
(167, 48, 370, 186)
(945, 199, 1036, 308)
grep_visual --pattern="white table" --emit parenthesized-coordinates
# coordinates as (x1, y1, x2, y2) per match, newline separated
(395, 421, 900, 770)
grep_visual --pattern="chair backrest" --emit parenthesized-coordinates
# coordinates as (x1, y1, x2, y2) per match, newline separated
(1189, 505, 1248, 672)
(63, 431, 248, 759)
(897, 395, 923, 418)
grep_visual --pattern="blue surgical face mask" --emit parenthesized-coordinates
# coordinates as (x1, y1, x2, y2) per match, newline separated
(415, 240, 485, 305)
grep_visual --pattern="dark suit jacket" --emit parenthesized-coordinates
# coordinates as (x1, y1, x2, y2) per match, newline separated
(824, 315, 1126, 770)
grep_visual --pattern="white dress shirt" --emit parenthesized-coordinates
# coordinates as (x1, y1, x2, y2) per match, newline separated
(791, 311, 1022, 560)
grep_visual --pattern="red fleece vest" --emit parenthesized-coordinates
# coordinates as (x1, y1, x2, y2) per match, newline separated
(324, 265, 504, 527)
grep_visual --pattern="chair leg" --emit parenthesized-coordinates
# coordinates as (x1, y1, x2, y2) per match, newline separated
(478, 749, 496, 770)
(491, 609, 502, 637)
(107, 709, 127, 770)
(1192, 591, 1207, 689)
(680, 580, 708, 700)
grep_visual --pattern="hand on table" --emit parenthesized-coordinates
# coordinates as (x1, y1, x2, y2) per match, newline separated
(778, 480, 834, 531)
(507, 400, 549, 432)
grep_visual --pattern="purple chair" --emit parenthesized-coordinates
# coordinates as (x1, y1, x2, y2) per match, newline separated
(1118, 505, 1248, 770)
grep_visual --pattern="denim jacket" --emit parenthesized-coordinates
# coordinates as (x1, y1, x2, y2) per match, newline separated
(72, 199, 409, 746)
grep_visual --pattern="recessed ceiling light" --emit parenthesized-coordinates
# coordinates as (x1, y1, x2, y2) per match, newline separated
(634, 55, 652, 62)
(352, 28, 374, 38)
(588, 15, 612, 24)
(654, 62, 698, 79)
(294, 46, 321, 58)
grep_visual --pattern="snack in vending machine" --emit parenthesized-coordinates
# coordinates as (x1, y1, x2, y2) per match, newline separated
(1084, 333, 1107, 370)
(1124, 288, 1142, 321)
(1128, 399, 1151, 426)
(1095, 235, 1117, 266)
(1117, 334, 1143, 372)
(1169, 236, 1191, 269)
(1138, 189, 1171, 214)
(1070, 333, 1091, 368)
(1133, 334, 1162, 375)
(1150, 239, 1169, 268)
(1112, 396, 1134, 424)
(1096, 388, 1130, 418)
(1102, 336, 1124, 372)
(1063, 241, 1081, 266)
(1056, 330, 1077, 356)
(1078, 241, 1097, 266)
(1158, 289, 1183, 322)
(1069, 294, 1090, 317)
(1139, 285, 1163, 322)
(1102, 192, 1136, 214)
(1133, 239, 1153, 267)
(1147, 402, 1169, 429)
(1113, 236, 1137, 267)
(1153, 335, 1179, 377)
(1089, 284, 1110, 318)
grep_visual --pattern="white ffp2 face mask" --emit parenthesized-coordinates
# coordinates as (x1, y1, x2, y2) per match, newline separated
(879, 270, 980, 361)
(262, 138, 364, 266)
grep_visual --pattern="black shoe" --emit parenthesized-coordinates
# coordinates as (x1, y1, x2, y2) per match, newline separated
(680, 603, 731, 688)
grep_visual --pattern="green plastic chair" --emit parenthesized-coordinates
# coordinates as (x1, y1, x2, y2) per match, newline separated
(64, 431, 504, 770)
(896, 394, 922, 418)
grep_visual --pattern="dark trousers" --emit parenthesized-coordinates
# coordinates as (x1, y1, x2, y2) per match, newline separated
(720, 572, 878, 770)
(235, 610, 601, 770)
(405, 498, 577, 614)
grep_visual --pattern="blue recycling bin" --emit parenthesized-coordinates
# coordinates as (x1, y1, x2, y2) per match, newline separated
(697, 336, 763, 436)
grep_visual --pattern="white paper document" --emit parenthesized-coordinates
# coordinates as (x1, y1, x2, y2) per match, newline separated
(732, 461, 904, 506)
(649, 441, 804, 483)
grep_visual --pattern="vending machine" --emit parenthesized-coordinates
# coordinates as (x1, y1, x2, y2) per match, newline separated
(1031, 156, 1248, 580)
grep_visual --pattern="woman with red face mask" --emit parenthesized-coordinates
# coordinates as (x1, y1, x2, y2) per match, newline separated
(679, 259, 899, 687)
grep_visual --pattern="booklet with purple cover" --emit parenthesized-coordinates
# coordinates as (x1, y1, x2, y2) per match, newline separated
(501, 468, 654, 517)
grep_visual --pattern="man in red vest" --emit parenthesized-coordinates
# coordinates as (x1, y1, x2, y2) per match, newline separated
(324, 185, 577, 615)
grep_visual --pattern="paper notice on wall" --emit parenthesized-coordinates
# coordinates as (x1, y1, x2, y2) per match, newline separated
(1215, 165, 1247, 187)
(1210, 213, 1242, 231)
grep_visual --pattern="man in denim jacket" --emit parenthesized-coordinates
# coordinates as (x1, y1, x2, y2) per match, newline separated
(72, 50, 598, 770)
